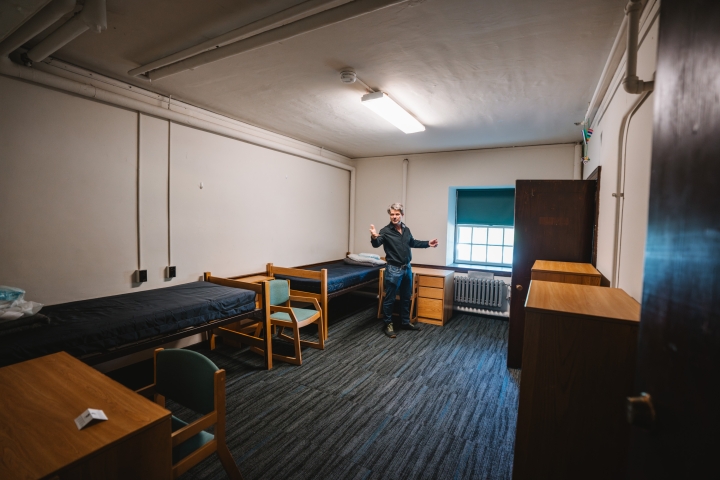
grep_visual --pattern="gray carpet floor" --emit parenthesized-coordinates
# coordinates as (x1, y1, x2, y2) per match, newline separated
(176, 306, 520, 480)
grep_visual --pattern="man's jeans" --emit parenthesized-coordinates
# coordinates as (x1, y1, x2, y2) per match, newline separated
(382, 264, 413, 325)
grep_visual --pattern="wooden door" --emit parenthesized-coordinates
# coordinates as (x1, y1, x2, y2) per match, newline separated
(507, 180, 596, 368)
(627, 0, 720, 477)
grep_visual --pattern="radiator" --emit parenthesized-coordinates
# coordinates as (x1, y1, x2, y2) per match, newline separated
(453, 274, 509, 311)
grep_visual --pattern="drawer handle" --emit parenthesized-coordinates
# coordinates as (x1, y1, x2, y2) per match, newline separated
(516, 285, 523, 291)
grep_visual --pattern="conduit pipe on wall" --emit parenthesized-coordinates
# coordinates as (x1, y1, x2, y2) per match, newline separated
(610, 91, 652, 287)
(0, 56, 357, 253)
(623, 0, 654, 94)
(136, 113, 143, 272)
(25, 0, 106, 63)
(128, 0, 342, 78)
(573, 144, 582, 179)
(402, 158, 408, 212)
(0, 0, 76, 57)
(147, 0, 408, 81)
(167, 122, 172, 268)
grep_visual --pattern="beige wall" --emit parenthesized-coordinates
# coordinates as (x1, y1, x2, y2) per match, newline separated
(0, 76, 350, 305)
(354, 144, 576, 266)
(584, 4, 659, 301)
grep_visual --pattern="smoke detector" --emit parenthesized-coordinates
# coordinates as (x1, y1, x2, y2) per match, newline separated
(340, 70, 357, 84)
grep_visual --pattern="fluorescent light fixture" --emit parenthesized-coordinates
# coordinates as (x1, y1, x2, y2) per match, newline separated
(361, 91, 425, 134)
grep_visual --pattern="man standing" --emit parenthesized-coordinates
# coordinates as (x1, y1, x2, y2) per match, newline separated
(370, 203, 439, 338)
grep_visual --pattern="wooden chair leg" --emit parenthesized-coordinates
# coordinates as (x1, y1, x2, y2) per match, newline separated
(293, 323, 302, 365)
(217, 444, 244, 480)
(377, 291, 384, 319)
(409, 295, 417, 324)
(318, 318, 325, 350)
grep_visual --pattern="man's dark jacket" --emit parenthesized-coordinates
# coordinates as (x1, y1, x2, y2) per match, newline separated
(371, 222, 429, 266)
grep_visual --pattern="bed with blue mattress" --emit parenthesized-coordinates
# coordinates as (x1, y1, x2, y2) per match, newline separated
(233, 260, 382, 341)
(0, 281, 259, 368)
(274, 261, 381, 295)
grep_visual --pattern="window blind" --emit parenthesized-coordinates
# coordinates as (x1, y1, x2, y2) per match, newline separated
(456, 188, 515, 226)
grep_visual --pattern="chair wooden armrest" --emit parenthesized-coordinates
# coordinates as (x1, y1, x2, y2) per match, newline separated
(172, 411, 217, 447)
(269, 305, 298, 322)
(288, 295, 322, 311)
(135, 383, 156, 396)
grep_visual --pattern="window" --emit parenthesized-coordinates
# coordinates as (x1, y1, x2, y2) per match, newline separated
(453, 188, 515, 267)
(455, 225, 514, 266)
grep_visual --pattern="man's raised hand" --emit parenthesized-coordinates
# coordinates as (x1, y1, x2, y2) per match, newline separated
(370, 224, 378, 238)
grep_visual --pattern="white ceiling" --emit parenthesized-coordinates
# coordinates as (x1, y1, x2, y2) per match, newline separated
(34, 0, 626, 158)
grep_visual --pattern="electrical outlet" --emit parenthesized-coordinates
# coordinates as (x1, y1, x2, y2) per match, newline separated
(135, 269, 147, 283)
(166, 266, 176, 278)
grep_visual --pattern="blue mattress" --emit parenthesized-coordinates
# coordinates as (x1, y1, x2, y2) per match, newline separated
(0, 281, 256, 367)
(275, 261, 381, 294)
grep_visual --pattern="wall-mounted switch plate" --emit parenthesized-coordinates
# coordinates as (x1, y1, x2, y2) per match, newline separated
(135, 269, 147, 283)
(166, 266, 176, 278)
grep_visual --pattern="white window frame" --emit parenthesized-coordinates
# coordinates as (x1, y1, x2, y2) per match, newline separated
(454, 224, 515, 267)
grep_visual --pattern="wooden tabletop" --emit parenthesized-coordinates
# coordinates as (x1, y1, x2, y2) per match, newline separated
(0, 352, 170, 479)
(531, 260, 601, 276)
(411, 266, 455, 277)
(525, 280, 640, 324)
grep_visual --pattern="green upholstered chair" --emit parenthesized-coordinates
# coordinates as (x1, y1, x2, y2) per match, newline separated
(137, 348, 243, 479)
(262, 279, 325, 365)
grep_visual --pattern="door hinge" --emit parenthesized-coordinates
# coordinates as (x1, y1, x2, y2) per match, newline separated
(612, 192, 624, 198)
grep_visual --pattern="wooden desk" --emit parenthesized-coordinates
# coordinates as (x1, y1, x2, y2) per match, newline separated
(412, 267, 454, 326)
(0, 352, 171, 480)
(531, 260, 601, 285)
(512, 281, 640, 480)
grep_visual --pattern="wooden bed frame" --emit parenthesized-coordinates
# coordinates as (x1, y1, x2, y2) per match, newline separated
(80, 275, 271, 369)
(232, 260, 381, 341)
(203, 273, 274, 370)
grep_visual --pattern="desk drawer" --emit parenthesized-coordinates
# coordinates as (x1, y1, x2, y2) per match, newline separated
(418, 276, 444, 288)
(418, 297, 443, 320)
(419, 286, 444, 299)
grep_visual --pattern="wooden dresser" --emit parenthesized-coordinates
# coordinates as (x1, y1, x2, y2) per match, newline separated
(412, 267, 454, 326)
(530, 260, 601, 285)
(513, 280, 640, 480)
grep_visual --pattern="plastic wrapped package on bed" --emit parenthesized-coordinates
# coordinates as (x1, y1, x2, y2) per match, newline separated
(0, 281, 256, 367)
(275, 261, 382, 294)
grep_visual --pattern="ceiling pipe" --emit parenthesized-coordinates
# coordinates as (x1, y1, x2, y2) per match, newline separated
(583, 15, 627, 127)
(584, 0, 658, 127)
(128, 0, 342, 78)
(147, 0, 408, 81)
(0, 0, 76, 57)
(623, 0, 653, 94)
(78, 0, 106, 33)
(24, 0, 106, 64)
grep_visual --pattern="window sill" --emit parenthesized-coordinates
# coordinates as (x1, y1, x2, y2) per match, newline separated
(447, 263, 512, 276)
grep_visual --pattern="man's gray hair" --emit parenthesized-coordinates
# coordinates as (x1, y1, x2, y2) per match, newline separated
(387, 202, 404, 215)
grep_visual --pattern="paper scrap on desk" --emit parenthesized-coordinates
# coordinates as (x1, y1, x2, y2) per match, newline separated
(75, 408, 108, 430)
